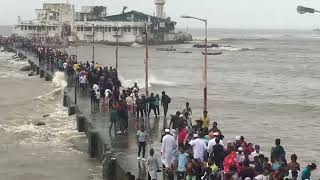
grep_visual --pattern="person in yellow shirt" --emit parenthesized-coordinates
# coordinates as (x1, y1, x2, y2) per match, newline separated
(72, 63, 79, 71)
(200, 110, 209, 129)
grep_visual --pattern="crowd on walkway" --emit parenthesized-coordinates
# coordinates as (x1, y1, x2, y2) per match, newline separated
(138, 102, 317, 180)
(2, 36, 317, 180)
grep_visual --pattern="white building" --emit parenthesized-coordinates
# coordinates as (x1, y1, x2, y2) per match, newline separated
(75, 10, 176, 44)
(14, 2, 178, 44)
(14, 3, 75, 39)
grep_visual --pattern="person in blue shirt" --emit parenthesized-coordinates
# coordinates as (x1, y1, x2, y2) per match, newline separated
(137, 125, 149, 161)
(173, 144, 189, 180)
(301, 163, 317, 180)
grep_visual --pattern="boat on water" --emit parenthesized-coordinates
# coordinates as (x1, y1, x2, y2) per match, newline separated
(201, 51, 222, 55)
(156, 46, 176, 52)
(193, 43, 219, 48)
(174, 51, 192, 54)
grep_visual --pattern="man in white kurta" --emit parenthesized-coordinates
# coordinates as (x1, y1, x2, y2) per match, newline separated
(161, 129, 176, 168)
(189, 134, 207, 161)
(207, 132, 224, 155)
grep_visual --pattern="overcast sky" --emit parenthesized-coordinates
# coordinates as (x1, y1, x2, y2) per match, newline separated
(1, 0, 320, 29)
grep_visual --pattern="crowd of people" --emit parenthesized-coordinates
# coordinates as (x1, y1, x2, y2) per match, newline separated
(139, 104, 317, 180)
(2, 36, 318, 180)
(7, 37, 174, 136)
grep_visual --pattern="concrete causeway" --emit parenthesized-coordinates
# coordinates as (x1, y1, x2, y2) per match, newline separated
(17, 48, 167, 180)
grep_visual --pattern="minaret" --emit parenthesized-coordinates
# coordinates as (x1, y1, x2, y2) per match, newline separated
(154, 0, 165, 18)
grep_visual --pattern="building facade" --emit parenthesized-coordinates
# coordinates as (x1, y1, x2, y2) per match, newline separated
(14, 2, 179, 44)
(76, 10, 176, 43)
(14, 3, 75, 40)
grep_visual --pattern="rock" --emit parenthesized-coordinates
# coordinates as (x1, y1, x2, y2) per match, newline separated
(35, 122, 46, 126)
(20, 65, 31, 71)
(28, 72, 35, 76)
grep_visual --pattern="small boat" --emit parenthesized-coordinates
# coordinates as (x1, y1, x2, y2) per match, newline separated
(156, 46, 176, 52)
(193, 43, 219, 48)
(202, 51, 222, 55)
(174, 51, 192, 54)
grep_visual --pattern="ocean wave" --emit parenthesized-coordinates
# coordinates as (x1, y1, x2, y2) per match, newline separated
(0, 71, 29, 79)
(119, 74, 176, 89)
(52, 71, 67, 89)
(183, 43, 255, 52)
(218, 37, 270, 42)
(131, 43, 143, 48)
(0, 52, 16, 58)
(216, 46, 256, 52)
(1, 104, 79, 145)
(37, 72, 67, 100)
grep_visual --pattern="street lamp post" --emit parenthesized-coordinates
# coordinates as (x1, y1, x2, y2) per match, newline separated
(92, 24, 95, 64)
(144, 22, 149, 96)
(85, 23, 96, 64)
(181, 15, 208, 112)
(115, 26, 119, 71)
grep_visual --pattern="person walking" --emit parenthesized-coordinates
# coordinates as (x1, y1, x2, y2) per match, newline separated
(109, 101, 120, 133)
(155, 94, 160, 116)
(137, 125, 149, 161)
(161, 91, 171, 117)
(161, 129, 176, 168)
(148, 93, 158, 119)
(119, 101, 128, 134)
(136, 95, 144, 120)
(146, 148, 160, 180)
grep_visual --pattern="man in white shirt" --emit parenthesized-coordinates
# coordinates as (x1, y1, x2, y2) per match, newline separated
(63, 62, 68, 70)
(161, 129, 176, 168)
(189, 134, 207, 161)
(104, 89, 112, 107)
(93, 84, 99, 93)
(95, 89, 101, 100)
(236, 147, 245, 163)
(250, 144, 263, 161)
(79, 75, 87, 90)
(207, 132, 224, 154)
(126, 95, 134, 114)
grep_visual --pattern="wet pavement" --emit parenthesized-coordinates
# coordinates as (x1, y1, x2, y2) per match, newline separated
(19, 49, 167, 179)
(70, 87, 167, 179)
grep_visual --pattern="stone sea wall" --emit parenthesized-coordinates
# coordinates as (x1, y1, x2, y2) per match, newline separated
(7, 47, 128, 180)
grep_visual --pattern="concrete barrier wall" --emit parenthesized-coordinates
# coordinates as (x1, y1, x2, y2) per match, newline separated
(20, 52, 127, 180)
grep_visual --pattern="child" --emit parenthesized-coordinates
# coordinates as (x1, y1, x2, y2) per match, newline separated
(174, 144, 189, 180)
(137, 125, 149, 161)
(146, 148, 160, 180)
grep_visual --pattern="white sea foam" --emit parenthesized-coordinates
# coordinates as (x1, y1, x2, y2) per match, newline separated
(37, 72, 67, 100)
(131, 43, 143, 48)
(181, 44, 255, 52)
(119, 74, 176, 89)
(0, 52, 15, 58)
(52, 71, 67, 89)
(2, 104, 79, 145)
